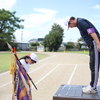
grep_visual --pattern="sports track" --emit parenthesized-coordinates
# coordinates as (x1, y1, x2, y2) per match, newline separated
(0, 52, 100, 100)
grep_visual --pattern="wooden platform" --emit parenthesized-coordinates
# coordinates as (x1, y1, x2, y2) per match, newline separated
(53, 85, 100, 100)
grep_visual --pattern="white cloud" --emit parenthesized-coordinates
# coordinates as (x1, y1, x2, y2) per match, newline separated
(91, 4, 100, 9)
(34, 8, 57, 17)
(16, 15, 80, 42)
(0, 0, 16, 10)
(21, 8, 58, 28)
(14, 8, 58, 42)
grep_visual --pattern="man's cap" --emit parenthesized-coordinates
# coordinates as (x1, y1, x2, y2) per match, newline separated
(28, 53, 38, 62)
(64, 17, 70, 30)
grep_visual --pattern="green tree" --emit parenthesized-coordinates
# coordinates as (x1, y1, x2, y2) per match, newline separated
(30, 42, 39, 46)
(43, 35, 48, 51)
(30, 42, 40, 51)
(43, 23, 64, 52)
(77, 37, 82, 42)
(76, 37, 83, 50)
(76, 43, 81, 50)
(65, 42, 75, 50)
(0, 9, 24, 50)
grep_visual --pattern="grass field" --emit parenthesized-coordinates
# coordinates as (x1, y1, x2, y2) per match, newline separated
(65, 50, 89, 55)
(0, 52, 49, 73)
(58, 50, 89, 55)
(0, 51, 89, 73)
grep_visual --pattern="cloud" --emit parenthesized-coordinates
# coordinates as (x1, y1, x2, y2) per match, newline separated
(34, 8, 57, 16)
(14, 8, 58, 42)
(0, 0, 16, 10)
(91, 4, 100, 9)
(21, 8, 58, 28)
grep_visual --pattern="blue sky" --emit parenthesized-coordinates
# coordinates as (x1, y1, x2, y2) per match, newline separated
(0, 0, 100, 42)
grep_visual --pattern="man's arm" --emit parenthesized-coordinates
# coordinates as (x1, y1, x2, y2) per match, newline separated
(90, 33, 100, 52)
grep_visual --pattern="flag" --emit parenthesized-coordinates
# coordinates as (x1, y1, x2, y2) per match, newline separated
(10, 50, 32, 100)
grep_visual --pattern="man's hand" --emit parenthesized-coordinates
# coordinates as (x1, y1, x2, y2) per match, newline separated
(90, 33, 100, 52)
(97, 42, 100, 52)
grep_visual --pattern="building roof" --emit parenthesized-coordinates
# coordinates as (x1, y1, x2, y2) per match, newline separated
(28, 38, 44, 43)
(14, 41, 29, 44)
(29, 38, 37, 42)
(37, 38, 44, 41)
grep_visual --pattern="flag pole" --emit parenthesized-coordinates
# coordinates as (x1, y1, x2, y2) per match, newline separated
(7, 42, 38, 90)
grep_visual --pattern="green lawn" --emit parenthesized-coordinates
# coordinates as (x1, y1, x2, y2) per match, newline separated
(0, 52, 48, 73)
(65, 50, 89, 55)
(0, 51, 89, 73)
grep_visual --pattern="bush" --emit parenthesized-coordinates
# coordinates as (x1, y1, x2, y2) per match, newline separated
(65, 42, 75, 50)
(30, 46, 37, 51)
(30, 42, 39, 46)
(0, 42, 18, 51)
(80, 48, 89, 51)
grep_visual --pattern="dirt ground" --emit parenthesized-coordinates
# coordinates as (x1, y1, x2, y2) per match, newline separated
(0, 52, 100, 100)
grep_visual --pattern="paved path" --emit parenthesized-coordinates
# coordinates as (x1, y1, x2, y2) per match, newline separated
(0, 52, 100, 100)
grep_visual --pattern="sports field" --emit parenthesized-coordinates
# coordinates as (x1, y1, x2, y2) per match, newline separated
(0, 52, 100, 100)
(0, 52, 49, 73)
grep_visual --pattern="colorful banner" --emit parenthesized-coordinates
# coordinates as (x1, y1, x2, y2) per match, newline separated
(10, 51, 32, 100)
(14, 61, 32, 100)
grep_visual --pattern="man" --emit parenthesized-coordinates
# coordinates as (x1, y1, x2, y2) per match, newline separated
(64, 16, 100, 93)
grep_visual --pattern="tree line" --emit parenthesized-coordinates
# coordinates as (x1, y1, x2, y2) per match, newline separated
(0, 8, 85, 51)
(0, 9, 24, 51)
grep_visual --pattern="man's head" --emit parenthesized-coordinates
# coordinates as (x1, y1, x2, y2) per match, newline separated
(64, 16, 77, 30)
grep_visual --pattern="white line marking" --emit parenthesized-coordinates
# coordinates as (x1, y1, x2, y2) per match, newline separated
(0, 71, 10, 76)
(0, 64, 46, 88)
(29, 64, 46, 74)
(32, 64, 60, 88)
(0, 55, 56, 76)
(0, 81, 12, 89)
(67, 64, 77, 85)
(0, 63, 78, 89)
(38, 55, 56, 62)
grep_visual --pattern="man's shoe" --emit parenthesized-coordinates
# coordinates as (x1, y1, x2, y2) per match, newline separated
(82, 85, 91, 90)
(82, 86, 97, 93)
